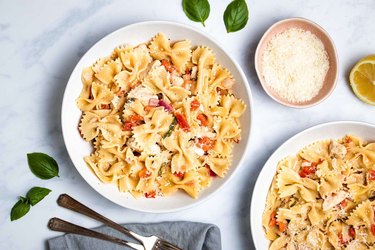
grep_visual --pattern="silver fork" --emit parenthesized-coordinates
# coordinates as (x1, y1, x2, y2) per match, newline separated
(56, 194, 182, 250)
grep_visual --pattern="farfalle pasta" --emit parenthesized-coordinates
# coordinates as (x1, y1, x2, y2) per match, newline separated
(263, 135, 375, 249)
(76, 33, 246, 199)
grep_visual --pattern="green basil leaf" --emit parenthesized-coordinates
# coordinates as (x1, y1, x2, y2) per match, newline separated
(27, 152, 59, 179)
(10, 198, 30, 221)
(26, 187, 51, 206)
(223, 0, 249, 33)
(182, 0, 210, 27)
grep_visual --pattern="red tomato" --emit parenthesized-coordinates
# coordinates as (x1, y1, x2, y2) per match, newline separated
(338, 232, 346, 244)
(100, 104, 110, 109)
(161, 59, 177, 73)
(345, 136, 352, 143)
(216, 87, 228, 96)
(122, 122, 133, 131)
(299, 162, 318, 178)
(129, 114, 144, 125)
(349, 226, 356, 238)
(369, 170, 375, 180)
(197, 114, 209, 127)
(190, 99, 200, 111)
(174, 172, 184, 178)
(138, 168, 152, 178)
(175, 113, 190, 132)
(145, 190, 156, 198)
(269, 211, 277, 227)
(371, 224, 375, 236)
(144, 106, 153, 112)
(278, 221, 287, 232)
(205, 164, 217, 177)
(198, 137, 215, 151)
(340, 199, 348, 208)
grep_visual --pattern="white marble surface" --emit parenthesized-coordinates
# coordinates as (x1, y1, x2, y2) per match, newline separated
(1, 0, 375, 249)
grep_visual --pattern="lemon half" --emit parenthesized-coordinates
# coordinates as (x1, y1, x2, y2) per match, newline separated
(349, 55, 375, 105)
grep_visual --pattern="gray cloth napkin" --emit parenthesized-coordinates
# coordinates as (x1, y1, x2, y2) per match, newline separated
(48, 221, 221, 250)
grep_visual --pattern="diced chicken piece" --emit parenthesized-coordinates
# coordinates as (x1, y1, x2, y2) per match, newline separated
(139, 60, 160, 80)
(190, 145, 205, 157)
(190, 66, 198, 80)
(127, 137, 142, 151)
(148, 144, 161, 155)
(222, 77, 235, 89)
(345, 173, 365, 185)
(307, 230, 320, 248)
(323, 190, 348, 211)
(301, 160, 312, 167)
(195, 126, 216, 138)
(82, 69, 93, 83)
(329, 140, 347, 159)
(111, 95, 121, 109)
(127, 86, 158, 106)
(170, 71, 184, 86)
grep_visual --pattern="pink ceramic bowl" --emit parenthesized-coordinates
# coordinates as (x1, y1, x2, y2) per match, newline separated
(255, 17, 338, 108)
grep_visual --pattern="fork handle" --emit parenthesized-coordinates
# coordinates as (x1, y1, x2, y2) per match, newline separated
(57, 194, 143, 242)
(48, 217, 143, 250)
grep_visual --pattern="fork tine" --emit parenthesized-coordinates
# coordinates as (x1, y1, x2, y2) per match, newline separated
(158, 240, 182, 250)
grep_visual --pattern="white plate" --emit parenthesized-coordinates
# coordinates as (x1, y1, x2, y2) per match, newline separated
(250, 121, 375, 249)
(61, 21, 253, 213)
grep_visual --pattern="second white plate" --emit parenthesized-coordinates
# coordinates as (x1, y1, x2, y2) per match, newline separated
(250, 121, 375, 249)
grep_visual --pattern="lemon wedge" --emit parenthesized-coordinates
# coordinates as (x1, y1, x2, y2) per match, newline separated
(349, 55, 375, 105)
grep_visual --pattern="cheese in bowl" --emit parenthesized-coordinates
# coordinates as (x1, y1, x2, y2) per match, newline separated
(76, 33, 246, 199)
(262, 135, 375, 249)
(262, 28, 329, 103)
(255, 17, 338, 108)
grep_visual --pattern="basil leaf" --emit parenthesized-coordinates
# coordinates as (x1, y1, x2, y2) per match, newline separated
(27, 152, 59, 179)
(10, 198, 30, 221)
(26, 187, 51, 206)
(182, 0, 210, 27)
(223, 0, 249, 33)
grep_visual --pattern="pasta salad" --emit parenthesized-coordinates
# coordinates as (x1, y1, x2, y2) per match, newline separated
(263, 135, 375, 249)
(76, 33, 246, 199)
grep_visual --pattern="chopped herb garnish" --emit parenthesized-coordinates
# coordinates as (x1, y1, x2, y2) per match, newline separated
(164, 117, 177, 138)
(126, 97, 136, 103)
(158, 162, 168, 176)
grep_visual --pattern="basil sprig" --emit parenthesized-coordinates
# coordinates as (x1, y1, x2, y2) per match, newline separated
(10, 198, 30, 221)
(10, 187, 51, 221)
(27, 152, 59, 179)
(27, 187, 52, 206)
(223, 0, 249, 33)
(182, 0, 210, 27)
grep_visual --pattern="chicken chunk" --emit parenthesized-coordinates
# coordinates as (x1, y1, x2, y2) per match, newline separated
(329, 140, 347, 159)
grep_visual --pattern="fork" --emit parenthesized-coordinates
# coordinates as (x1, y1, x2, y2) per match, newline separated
(48, 217, 144, 250)
(56, 194, 182, 250)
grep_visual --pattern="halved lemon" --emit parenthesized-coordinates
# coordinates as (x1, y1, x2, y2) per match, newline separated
(349, 55, 375, 105)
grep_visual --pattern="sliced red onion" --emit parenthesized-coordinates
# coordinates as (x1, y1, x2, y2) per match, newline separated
(148, 98, 160, 107)
(158, 99, 173, 112)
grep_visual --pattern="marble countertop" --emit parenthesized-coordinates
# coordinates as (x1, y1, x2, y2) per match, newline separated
(1, 0, 374, 249)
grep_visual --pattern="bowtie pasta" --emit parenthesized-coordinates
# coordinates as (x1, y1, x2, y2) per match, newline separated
(76, 33, 246, 199)
(262, 135, 375, 250)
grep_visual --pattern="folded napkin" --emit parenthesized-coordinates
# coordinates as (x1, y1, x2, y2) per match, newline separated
(48, 221, 221, 250)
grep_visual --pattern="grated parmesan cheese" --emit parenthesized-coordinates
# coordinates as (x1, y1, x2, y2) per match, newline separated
(262, 28, 329, 103)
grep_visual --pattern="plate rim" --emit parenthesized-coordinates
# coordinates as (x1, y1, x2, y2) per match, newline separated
(61, 20, 254, 213)
(250, 120, 375, 248)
